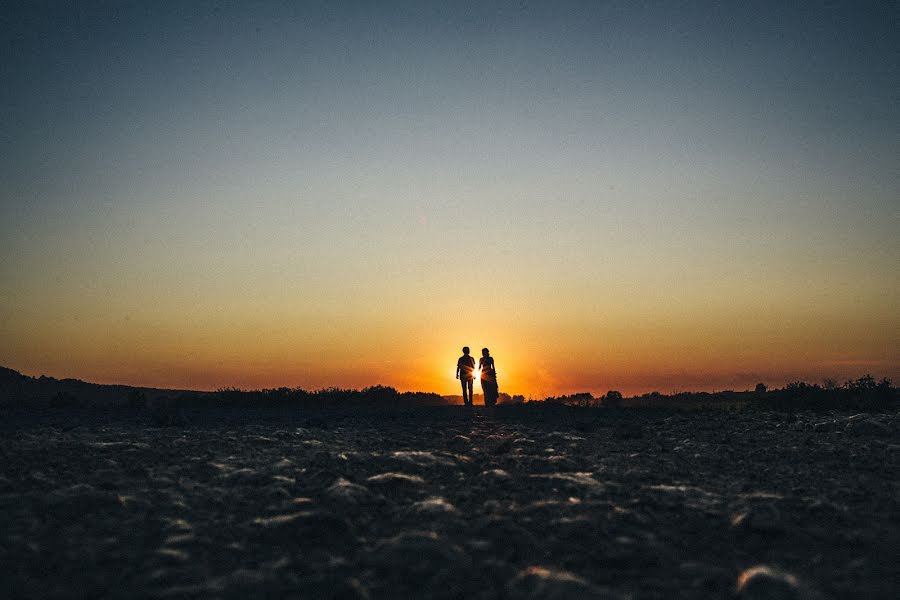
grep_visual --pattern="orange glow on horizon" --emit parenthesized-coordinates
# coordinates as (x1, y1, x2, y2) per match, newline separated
(3, 250, 897, 398)
(6, 317, 897, 400)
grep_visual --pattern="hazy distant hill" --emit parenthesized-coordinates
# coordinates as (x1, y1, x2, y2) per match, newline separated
(0, 366, 204, 407)
(2, 365, 894, 412)
(0, 367, 452, 410)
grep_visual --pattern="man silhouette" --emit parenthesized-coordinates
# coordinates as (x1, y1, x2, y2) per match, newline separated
(456, 346, 476, 407)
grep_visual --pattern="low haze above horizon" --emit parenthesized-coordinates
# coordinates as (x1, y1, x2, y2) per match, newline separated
(2, 1, 898, 397)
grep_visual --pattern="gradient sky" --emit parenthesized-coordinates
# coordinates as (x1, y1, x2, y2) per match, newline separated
(2, 1, 898, 396)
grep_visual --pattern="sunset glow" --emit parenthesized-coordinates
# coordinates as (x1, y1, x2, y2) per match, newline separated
(1, 3, 897, 397)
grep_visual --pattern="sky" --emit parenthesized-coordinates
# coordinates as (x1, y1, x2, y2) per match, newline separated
(1, 1, 898, 397)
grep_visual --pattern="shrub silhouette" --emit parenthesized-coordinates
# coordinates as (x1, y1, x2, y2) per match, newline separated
(846, 374, 877, 392)
(543, 392, 594, 406)
(756, 375, 896, 411)
(209, 385, 448, 410)
(602, 390, 623, 408)
(499, 394, 525, 405)
(362, 385, 400, 405)
(523, 376, 895, 412)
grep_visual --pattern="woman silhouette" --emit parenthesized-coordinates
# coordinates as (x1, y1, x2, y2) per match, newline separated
(479, 348, 499, 406)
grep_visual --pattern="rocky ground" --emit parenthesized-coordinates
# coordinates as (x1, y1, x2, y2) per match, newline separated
(0, 405, 897, 599)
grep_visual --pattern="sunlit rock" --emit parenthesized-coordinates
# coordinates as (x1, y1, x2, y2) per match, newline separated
(366, 472, 426, 487)
(446, 434, 471, 452)
(252, 510, 356, 547)
(411, 496, 457, 514)
(327, 477, 369, 502)
(391, 450, 457, 467)
(736, 565, 814, 600)
(481, 468, 512, 480)
(506, 566, 614, 599)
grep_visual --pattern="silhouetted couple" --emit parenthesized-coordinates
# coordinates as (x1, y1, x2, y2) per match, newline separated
(455, 346, 498, 407)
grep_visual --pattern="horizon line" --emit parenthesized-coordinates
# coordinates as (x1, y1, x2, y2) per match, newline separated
(3, 364, 892, 400)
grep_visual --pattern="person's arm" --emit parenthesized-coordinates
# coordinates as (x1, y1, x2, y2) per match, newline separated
(455, 359, 460, 379)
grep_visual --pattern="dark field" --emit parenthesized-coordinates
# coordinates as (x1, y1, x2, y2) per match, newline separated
(1, 405, 897, 599)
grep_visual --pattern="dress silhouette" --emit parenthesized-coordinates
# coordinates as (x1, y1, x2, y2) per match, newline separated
(479, 348, 498, 406)
(456, 346, 476, 407)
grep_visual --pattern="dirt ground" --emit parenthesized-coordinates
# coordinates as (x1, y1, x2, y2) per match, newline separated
(1, 405, 897, 599)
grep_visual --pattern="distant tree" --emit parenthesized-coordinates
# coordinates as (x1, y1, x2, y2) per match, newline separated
(785, 381, 820, 394)
(845, 374, 877, 391)
(822, 378, 838, 390)
(603, 390, 623, 408)
(570, 392, 593, 407)
(540, 392, 595, 406)
(844, 375, 894, 403)
(754, 383, 767, 395)
(362, 385, 399, 404)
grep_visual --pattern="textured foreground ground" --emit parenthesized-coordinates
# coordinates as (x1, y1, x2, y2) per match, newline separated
(1, 405, 897, 599)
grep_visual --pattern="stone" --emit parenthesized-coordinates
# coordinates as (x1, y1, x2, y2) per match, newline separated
(736, 565, 813, 600)
(252, 510, 356, 548)
(506, 566, 615, 599)
(846, 418, 890, 437)
(731, 504, 787, 534)
(366, 472, 426, 488)
(613, 423, 643, 440)
(326, 477, 370, 502)
(492, 438, 515, 454)
(365, 531, 474, 598)
(411, 496, 457, 514)
(481, 468, 512, 480)
(812, 421, 838, 433)
(446, 434, 471, 452)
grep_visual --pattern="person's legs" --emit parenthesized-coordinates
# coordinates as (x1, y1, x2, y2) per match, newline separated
(461, 378, 473, 405)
